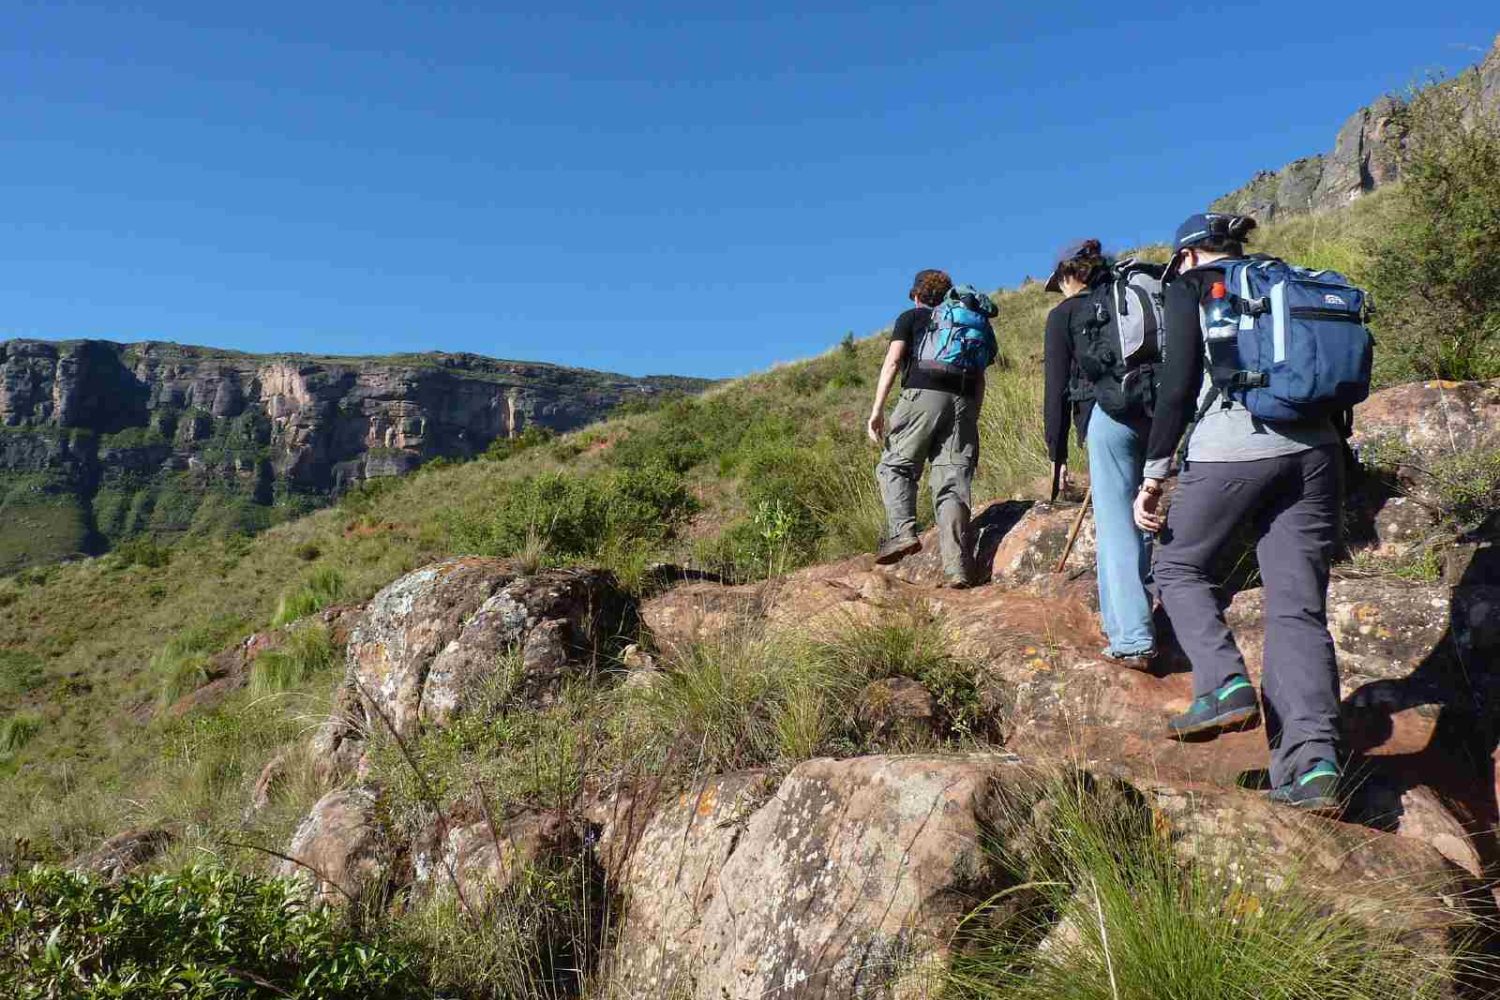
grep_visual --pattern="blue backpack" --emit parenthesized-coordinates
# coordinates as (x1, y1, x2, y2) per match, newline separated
(1202, 256, 1373, 424)
(916, 285, 999, 377)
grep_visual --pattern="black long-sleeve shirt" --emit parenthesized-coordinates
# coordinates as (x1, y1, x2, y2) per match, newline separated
(1143, 267, 1221, 471)
(1144, 265, 1337, 479)
(1042, 291, 1095, 465)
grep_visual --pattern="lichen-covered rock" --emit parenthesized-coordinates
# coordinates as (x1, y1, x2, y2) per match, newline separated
(608, 773, 772, 996)
(415, 810, 577, 907)
(987, 500, 1097, 591)
(1352, 379, 1500, 478)
(339, 558, 629, 741)
(70, 827, 173, 880)
(279, 787, 391, 906)
(691, 755, 1011, 1000)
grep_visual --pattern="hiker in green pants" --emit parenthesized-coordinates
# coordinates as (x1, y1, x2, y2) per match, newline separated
(867, 269, 998, 588)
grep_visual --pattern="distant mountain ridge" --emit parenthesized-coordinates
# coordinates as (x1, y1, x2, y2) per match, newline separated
(0, 338, 709, 572)
(1214, 35, 1500, 221)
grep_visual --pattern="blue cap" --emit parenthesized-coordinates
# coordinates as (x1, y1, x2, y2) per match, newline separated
(1044, 239, 1097, 293)
(1173, 213, 1227, 251)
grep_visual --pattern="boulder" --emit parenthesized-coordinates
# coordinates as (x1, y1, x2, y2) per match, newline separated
(986, 500, 1096, 594)
(855, 676, 939, 745)
(607, 756, 1483, 999)
(661, 756, 1016, 999)
(279, 786, 391, 906)
(1352, 379, 1500, 482)
(317, 558, 631, 774)
(70, 827, 173, 880)
(608, 772, 773, 996)
(415, 810, 577, 908)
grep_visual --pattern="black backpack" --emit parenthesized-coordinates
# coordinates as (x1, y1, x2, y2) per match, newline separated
(1069, 258, 1165, 420)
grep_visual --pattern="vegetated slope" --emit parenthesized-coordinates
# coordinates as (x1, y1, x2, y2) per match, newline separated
(0, 186, 1406, 862)
(0, 338, 709, 575)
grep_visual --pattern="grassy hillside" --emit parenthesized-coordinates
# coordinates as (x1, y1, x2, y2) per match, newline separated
(0, 180, 1445, 863)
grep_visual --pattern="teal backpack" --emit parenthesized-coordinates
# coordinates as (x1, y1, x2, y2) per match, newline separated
(915, 285, 999, 376)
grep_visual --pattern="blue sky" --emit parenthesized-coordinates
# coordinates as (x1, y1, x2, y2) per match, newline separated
(0, 2, 1493, 378)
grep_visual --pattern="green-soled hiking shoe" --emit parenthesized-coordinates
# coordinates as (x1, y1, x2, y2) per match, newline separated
(1166, 675, 1261, 740)
(1267, 761, 1342, 815)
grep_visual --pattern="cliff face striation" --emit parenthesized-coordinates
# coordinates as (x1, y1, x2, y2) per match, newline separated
(1214, 35, 1500, 221)
(0, 339, 708, 572)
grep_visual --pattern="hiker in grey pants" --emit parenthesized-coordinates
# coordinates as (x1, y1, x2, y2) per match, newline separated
(1134, 213, 1345, 813)
(875, 387, 979, 582)
(866, 268, 985, 587)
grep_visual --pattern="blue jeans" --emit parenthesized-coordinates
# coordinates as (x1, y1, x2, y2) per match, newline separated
(1086, 406, 1154, 654)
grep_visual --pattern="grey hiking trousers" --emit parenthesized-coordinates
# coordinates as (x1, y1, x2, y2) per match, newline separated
(1154, 445, 1342, 788)
(876, 387, 978, 579)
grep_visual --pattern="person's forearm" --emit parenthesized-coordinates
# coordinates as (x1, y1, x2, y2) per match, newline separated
(870, 361, 900, 415)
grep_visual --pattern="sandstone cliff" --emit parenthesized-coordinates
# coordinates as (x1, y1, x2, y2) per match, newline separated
(1213, 35, 1500, 221)
(0, 339, 707, 572)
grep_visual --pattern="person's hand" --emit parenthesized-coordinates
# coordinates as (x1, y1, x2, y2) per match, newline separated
(866, 411, 885, 446)
(1134, 481, 1165, 533)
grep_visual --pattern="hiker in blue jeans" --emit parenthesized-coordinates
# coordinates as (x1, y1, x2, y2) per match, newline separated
(1043, 240, 1156, 665)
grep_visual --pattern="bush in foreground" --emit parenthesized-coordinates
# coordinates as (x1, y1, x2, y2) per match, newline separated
(0, 865, 419, 999)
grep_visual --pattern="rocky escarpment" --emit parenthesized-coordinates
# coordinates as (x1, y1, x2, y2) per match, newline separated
(1213, 35, 1500, 221)
(0, 339, 707, 572)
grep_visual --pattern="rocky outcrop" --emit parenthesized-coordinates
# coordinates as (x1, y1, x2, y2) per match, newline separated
(607, 756, 1480, 998)
(69, 826, 174, 880)
(1214, 36, 1500, 220)
(0, 338, 707, 573)
(278, 787, 391, 907)
(309, 558, 631, 787)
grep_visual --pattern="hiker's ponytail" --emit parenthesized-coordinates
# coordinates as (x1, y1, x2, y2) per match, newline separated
(1055, 238, 1109, 288)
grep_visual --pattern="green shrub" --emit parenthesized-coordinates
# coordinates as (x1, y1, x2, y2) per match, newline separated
(151, 616, 248, 707)
(0, 711, 43, 761)
(272, 566, 347, 626)
(1424, 447, 1500, 531)
(1365, 86, 1500, 384)
(0, 650, 45, 698)
(445, 466, 695, 565)
(249, 623, 338, 699)
(946, 771, 1461, 1000)
(110, 537, 172, 570)
(483, 424, 555, 461)
(0, 865, 419, 999)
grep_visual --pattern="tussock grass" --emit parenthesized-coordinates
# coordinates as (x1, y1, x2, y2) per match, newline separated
(396, 858, 609, 1000)
(273, 565, 348, 626)
(249, 623, 339, 699)
(627, 605, 986, 774)
(0, 710, 42, 761)
(946, 770, 1468, 1000)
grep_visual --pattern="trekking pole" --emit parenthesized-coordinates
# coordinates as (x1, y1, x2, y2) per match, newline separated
(1055, 486, 1092, 574)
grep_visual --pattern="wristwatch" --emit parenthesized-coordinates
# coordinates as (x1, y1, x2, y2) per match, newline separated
(1140, 480, 1164, 497)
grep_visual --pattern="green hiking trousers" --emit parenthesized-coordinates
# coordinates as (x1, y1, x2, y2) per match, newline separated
(876, 387, 979, 579)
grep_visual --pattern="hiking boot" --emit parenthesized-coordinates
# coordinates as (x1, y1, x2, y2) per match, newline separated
(875, 533, 922, 565)
(1267, 761, 1342, 815)
(1101, 646, 1156, 670)
(1166, 675, 1260, 740)
(939, 574, 973, 590)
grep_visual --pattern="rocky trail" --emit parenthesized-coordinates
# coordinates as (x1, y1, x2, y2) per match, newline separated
(79, 378, 1500, 998)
